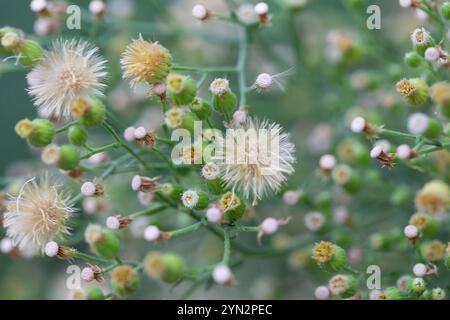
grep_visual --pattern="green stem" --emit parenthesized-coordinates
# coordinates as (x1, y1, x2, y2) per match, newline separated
(73, 251, 109, 264)
(419, 143, 450, 155)
(379, 129, 417, 140)
(55, 121, 78, 134)
(221, 227, 231, 265)
(172, 65, 237, 73)
(168, 221, 204, 239)
(129, 203, 167, 219)
(236, 225, 259, 232)
(80, 142, 120, 159)
(237, 27, 249, 108)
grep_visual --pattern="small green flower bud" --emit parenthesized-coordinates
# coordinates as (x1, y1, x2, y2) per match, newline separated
(160, 183, 183, 201)
(15, 118, 55, 147)
(442, 2, 450, 20)
(378, 287, 404, 300)
(57, 145, 80, 170)
(404, 52, 422, 68)
(19, 39, 43, 67)
(423, 117, 442, 139)
(396, 78, 429, 106)
(220, 192, 245, 221)
(71, 98, 105, 127)
(190, 97, 212, 120)
(161, 253, 185, 284)
(420, 289, 432, 300)
(347, 0, 363, 10)
(407, 277, 427, 296)
(110, 265, 139, 297)
(86, 287, 105, 300)
(315, 191, 332, 210)
(332, 165, 361, 193)
(312, 241, 347, 272)
(328, 274, 357, 298)
(167, 73, 197, 105)
(210, 78, 237, 113)
(206, 179, 224, 195)
(67, 125, 88, 146)
(390, 185, 412, 206)
(91, 228, 121, 259)
(369, 232, 390, 250)
(431, 288, 446, 300)
(409, 213, 439, 237)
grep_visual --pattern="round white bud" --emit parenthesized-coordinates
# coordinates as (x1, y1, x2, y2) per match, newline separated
(0, 238, 14, 254)
(399, 0, 412, 8)
(182, 190, 199, 209)
(424, 47, 440, 62)
(319, 154, 336, 170)
(254, 2, 269, 15)
(89, 0, 106, 16)
(192, 4, 208, 20)
(212, 265, 233, 285)
(351, 116, 366, 133)
(314, 286, 330, 300)
(134, 126, 147, 139)
(408, 113, 429, 135)
(45, 241, 59, 257)
(413, 263, 427, 277)
(260, 218, 279, 235)
(206, 207, 223, 224)
(404, 225, 419, 239)
(370, 145, 383, 158)
(396, 144, 412, 160)
(81, 267, 95, 282)
(30, 0, 47, 12)
(233, 110, 247, 124)
(144, 225, 161, 242)
(210, 78, 229, 96)
(283, 190, 299, 206)
(255, 73, 273, 89)
(106, 216, 120, 230)
(123, 126, 136, 142)
(131, 175, 142, 191)
(81, 182, 96, 197)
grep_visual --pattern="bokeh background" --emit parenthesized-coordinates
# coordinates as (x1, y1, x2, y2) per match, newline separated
(1, 0, 448, 299)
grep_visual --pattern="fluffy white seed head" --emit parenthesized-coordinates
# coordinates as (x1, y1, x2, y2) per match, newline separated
(45, 241, 59, 257)
(260, 218, 279, 235)
(206, 207, 223, 224)
(181, 190, 199, 209)
(81, 267, 95, 282)
(212, 265, 233, 285)
(408, 113, 429, 135)
(106, 216, 120, 230)
(255, 73, 273, 89)
(399, 0, 412, 8)
(425, 47, 440, 62)
(351, 116, 366, 133)
(254, 2, 269, 15)
(404, 225, 419, 239)
(81, 182, 96, 197)
(283, 190, 300, 206)
(201, 163, 220, 180)
(144, 225, 161, 242)
(319, 154, 336, 170)
(413, 263, 427, 277)
(89, 0, 106, 16)
(396, 144, 412, 160)
(314, 286, 330, 300)
(192, 4, 208, 20)
(124, 126, 136, 142)
(134, 126, 147, 139)
(0, 238, 14, 254)
(30, 0, 47, 12)
(370, 145, 383, 158)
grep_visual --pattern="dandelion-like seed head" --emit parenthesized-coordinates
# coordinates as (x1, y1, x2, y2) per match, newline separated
(27, 39, 107, 120)
(312, 241, 336, 263)
(181, 190, 199, 209)
(120, 35, 172, 86)
(411, 28, 430, 46)
(3, 176, 74, 251)
(215, 117, 295, 205)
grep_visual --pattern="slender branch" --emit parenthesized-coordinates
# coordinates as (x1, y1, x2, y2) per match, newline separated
(168, 221, 204, 239)
(172, 65, 237, 73)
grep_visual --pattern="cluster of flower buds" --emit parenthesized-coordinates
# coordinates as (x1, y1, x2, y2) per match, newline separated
(123, 126, 156, 147)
